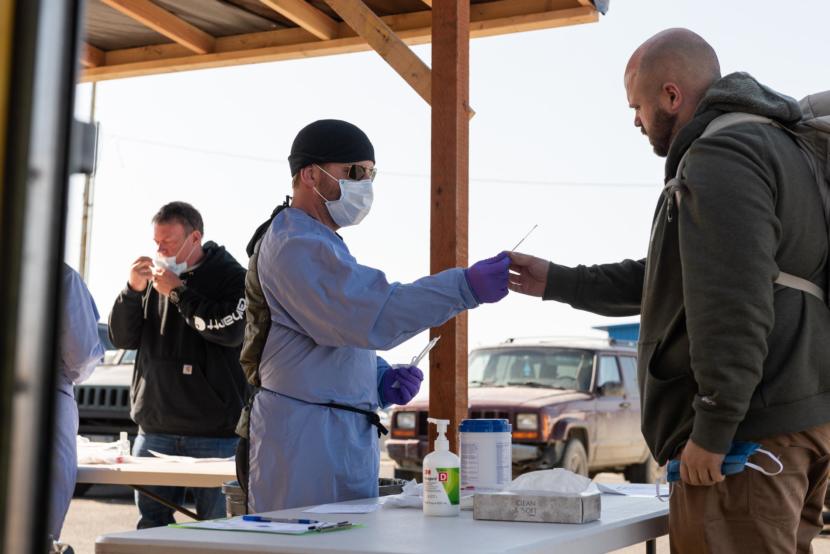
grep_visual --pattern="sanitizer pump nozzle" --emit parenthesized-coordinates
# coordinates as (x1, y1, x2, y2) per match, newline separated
(428, 418, 450, 450)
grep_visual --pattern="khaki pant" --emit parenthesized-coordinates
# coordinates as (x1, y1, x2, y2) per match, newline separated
(669, 422, 830, 553)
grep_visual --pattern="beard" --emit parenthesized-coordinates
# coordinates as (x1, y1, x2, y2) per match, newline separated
(646, 107, 677, 157)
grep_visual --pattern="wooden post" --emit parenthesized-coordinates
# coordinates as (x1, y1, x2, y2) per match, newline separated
(429, 0, 469, 454)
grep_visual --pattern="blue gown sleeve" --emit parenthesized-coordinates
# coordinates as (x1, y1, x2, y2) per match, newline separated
(60, 265, 105, 384)
(269, 235, 478, 350)
(376, 356, 392, 408)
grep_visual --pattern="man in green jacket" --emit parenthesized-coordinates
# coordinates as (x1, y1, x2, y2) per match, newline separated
(509, 28, 830, 552)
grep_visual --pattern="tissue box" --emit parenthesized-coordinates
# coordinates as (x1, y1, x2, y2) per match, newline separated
(473, 490, 601, 524)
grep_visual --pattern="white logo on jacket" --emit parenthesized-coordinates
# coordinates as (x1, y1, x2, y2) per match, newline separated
(200, 298, 247, 331)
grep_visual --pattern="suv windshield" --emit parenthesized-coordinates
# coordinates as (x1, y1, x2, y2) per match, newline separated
(468, 348, 593, 392)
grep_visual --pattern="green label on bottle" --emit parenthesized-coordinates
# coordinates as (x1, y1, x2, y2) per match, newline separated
(436, 467, 459, 505)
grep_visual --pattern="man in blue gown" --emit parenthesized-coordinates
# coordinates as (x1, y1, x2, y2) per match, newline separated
(248, 120, 509, 511)
(50, 264, 104, 550)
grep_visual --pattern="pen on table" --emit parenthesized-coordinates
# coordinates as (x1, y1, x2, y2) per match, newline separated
(242, 515, 318, 524)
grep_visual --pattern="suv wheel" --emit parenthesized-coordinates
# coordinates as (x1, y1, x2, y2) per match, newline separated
(394, 468, 421, 482)
(73, 483, 92, 498)
(624, 456, 660, 484)
(559, 439, 588, 476)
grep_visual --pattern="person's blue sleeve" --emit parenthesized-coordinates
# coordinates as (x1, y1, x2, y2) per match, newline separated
(377, 356, 392, 408)
(269, 235, 479, 350)
(60, 265, 105, 384)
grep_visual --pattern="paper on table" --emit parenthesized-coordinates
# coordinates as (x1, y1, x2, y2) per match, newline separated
(147, 450, 234, 463)
(303, 503, 381, 514)
(596, 483, 668, 498)
(173, 518, 311, 534)
(77, 437, 134, 465)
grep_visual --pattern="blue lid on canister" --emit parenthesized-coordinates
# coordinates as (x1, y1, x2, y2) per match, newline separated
(459, 419, 512, 433)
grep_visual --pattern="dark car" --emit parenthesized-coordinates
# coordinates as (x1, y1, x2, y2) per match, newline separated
(386, 337, 659, 483)
(74, 323, 137, 440)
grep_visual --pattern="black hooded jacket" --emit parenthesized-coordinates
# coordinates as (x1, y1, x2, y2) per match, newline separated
(109, 242, 248, 437)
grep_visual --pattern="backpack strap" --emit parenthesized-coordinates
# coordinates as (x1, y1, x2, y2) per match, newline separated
(664, 114, 776, 221)
(775, 272, 826, 302)
(670, 113, 776, 186)
(669, 112, 828, 303)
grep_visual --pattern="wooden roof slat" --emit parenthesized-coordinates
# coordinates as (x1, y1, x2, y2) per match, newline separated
(81, 43, 106, 68)
(100, 0, 216, 54)
(326, 0, 431, 105)
(81, 2, 598, 82)
(259, 0, 339, 41)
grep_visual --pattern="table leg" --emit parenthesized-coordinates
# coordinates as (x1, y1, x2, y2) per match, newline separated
(132, 485, 203, 521)
(645, 539, 656, 554)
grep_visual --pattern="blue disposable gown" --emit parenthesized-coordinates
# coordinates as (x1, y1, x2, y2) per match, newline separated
(248, 208, 478, 512)
(50, 264, 104, 540)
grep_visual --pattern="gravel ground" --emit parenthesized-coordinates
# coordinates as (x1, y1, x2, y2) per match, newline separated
(60, 467, 830, 554)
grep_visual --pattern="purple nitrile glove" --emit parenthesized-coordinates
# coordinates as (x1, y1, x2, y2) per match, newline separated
(380, 365, 424, 406)
(464, 252, 510, 303)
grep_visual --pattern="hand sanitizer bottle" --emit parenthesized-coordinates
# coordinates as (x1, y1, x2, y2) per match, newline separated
(118, 431, 130, 460)
(423, 418, 460, 516)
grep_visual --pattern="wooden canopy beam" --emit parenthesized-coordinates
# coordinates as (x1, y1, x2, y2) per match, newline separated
(81, 43, 105, 68)
(429, 0, 469, 454)
(99, 0, 216, 54)
(80, 3, 597, 82)
(259, 0, 339, 41)
(326, 0, 432, 106)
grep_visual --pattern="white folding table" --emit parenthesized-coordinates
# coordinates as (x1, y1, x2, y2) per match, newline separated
(77, 460, 237, 520)
(95, 494, 668, 553)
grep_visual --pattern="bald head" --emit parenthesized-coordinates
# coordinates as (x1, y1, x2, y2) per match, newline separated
(624, 29, 721, 157)
(626, 28, 720, 107)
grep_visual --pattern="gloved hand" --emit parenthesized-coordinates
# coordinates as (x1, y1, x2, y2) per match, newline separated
(464, 252, 510, 303)
(380, 365, 424, 405)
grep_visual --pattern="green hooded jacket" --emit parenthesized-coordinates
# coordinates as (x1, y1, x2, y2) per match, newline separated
(544, 73, 830, 463)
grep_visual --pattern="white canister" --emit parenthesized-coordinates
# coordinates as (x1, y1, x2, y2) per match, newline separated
(459, 419, 512, 493)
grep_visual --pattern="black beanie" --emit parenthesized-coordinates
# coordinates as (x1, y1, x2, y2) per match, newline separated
(288, 119, 375, 177)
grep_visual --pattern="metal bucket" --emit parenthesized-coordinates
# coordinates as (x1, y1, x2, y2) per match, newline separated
(221, 480, 246, 516)
(378, 477, 408, 496)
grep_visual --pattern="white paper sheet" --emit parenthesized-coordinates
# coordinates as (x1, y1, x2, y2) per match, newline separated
(303, 503, 380, 514)
(147, 450, 234, 463)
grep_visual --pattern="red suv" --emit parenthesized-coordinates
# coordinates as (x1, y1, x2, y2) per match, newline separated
(385, 337, 658, 483)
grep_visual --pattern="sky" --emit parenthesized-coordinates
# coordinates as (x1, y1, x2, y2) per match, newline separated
(65, 0, 830, 367)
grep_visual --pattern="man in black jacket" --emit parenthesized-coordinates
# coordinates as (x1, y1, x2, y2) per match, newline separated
(109, 201, 247, 528)
(509, 29, 830, 552)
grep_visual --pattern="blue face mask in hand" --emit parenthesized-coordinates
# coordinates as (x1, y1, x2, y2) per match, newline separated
(666, 441, 783, 483)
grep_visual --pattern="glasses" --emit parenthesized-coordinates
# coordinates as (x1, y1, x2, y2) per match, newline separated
(345, 163, 377, 182)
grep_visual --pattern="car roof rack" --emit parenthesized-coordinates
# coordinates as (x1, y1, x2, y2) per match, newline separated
(494, 336, 636, 350)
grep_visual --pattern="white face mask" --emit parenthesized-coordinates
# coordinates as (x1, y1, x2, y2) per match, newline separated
(314, 165, 374, 227)
(156, 233, 197, 276)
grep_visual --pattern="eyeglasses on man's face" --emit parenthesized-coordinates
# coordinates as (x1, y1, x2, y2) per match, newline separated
(344, 163, 377, 182)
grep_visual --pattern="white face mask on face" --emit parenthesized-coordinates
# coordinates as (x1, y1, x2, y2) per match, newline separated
(313, 164, 374, 227)
(156, 233, 197, 276)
